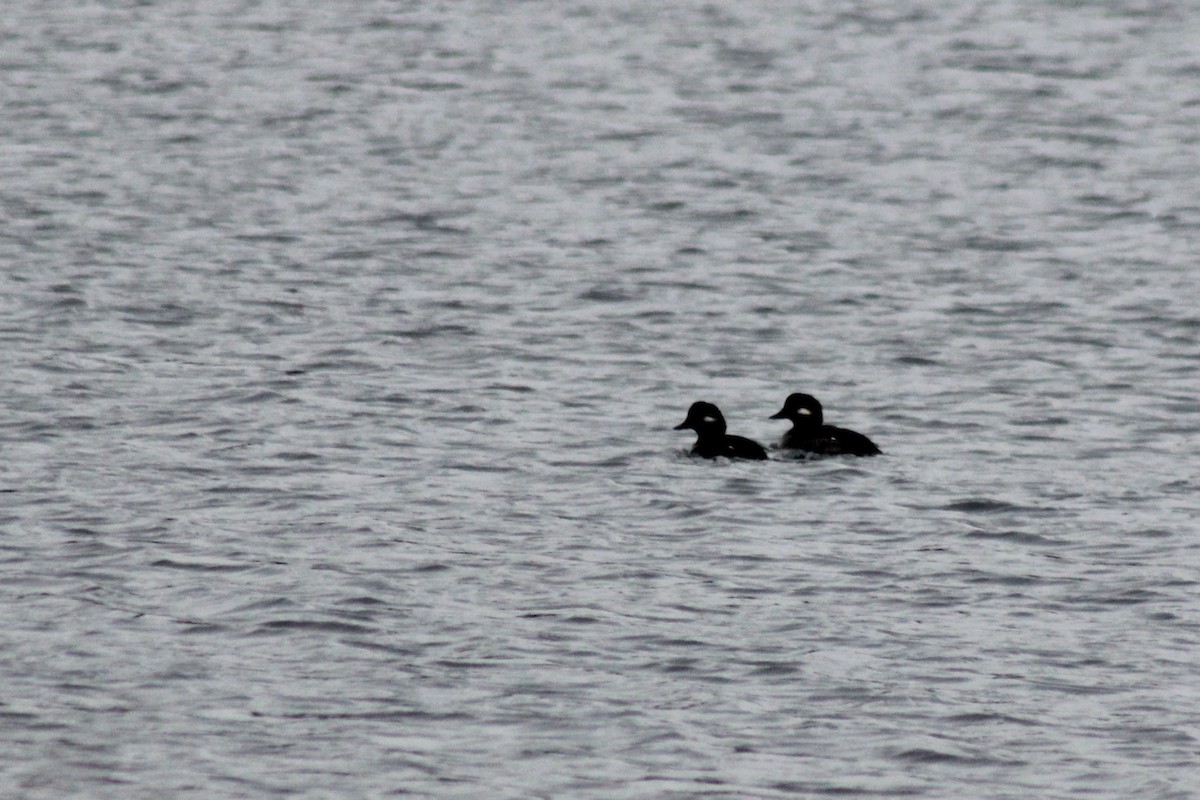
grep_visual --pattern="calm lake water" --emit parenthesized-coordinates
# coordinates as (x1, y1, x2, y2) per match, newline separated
(3, 1, 1199, 797)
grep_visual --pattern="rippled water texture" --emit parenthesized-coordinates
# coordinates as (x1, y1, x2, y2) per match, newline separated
(3, 1, 1199, 797)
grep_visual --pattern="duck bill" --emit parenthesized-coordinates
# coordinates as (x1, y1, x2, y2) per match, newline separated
(673, 420, 692, 430)
(768, 409, 786, 419)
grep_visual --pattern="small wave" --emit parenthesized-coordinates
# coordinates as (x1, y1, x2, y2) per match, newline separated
(771, 780, 923, 796)
(941, 498, 1029, 513)
(895, 747, 1025, 767)
(947, 711, 1038, 726)
(255, 619, 374, 634)
(964, 529, 1055, 545)
(151, 559, 254, 572)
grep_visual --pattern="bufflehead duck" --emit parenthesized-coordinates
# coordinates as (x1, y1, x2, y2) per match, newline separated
(674, 401, 768, 460)
(769, 393, 881, 456)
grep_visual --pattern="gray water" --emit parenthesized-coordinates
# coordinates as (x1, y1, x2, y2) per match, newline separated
(3, 1, 1200, 797)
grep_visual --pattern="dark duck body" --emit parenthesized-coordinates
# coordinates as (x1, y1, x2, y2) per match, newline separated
(674, 401, 768, 461)
(770, 393, 881, 457)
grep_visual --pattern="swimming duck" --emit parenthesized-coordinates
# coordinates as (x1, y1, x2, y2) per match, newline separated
(674, 401, 768, 460)
(769, 393, 881, 456)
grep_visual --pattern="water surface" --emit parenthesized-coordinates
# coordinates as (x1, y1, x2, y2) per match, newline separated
(2, 1, 1199, 797)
